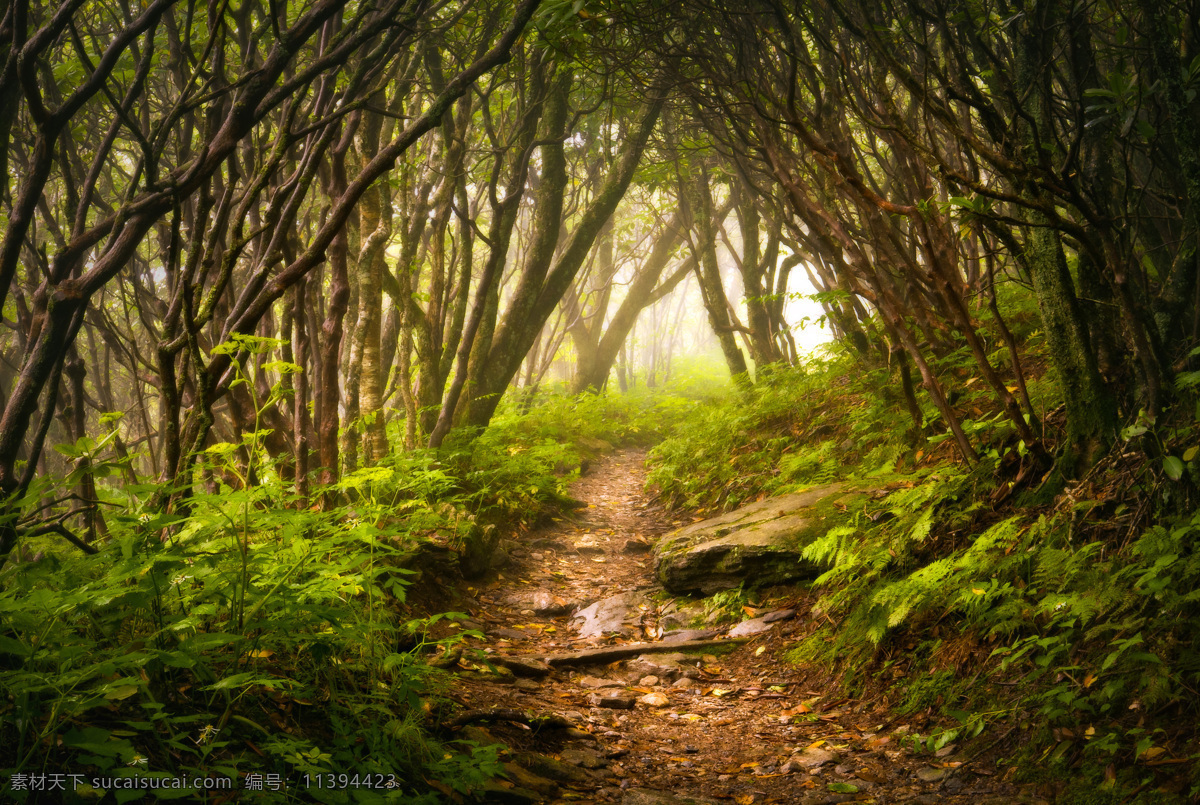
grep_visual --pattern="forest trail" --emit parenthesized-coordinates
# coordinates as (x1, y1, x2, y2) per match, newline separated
(446, 450, 1023, 805)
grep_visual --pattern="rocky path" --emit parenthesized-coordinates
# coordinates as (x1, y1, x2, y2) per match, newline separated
(444, 449, 1023, 805)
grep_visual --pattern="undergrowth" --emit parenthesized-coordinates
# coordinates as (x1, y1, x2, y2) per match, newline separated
(649, 333, 1200, 799)
(0, 351, 725, 802)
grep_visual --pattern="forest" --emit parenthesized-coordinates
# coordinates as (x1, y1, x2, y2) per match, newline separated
(1, 0, 1199, 802)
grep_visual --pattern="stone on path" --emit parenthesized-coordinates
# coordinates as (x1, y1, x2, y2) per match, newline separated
(661, 628, 718, 642)
(572, 589, 651, 638)
(727, 609, 796, 637)
(790, 745, 838, 770)
(622, 538, 652, 554)
(505, 590, 573, 616)
(577, 676, 625, 689)
(653, 484, 857, 595)
(621, 789, 721, 805)
(592, 693, 636, 710)
(492, 655, 552, 678)
(625, 653, 698, 682)
(559, 747, 607, 769)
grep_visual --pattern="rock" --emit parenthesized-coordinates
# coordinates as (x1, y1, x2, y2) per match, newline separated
(572, 590, 651, 638)
(577, 676, 626, 689)
(503, 762, 560, 796)
(661, 628, 718, 642)
(638, 692, 670, 707)
(575, 539, 606, 555)
(396, 540, 459, 584)
(564, 727, 595, 741)
(476, 782, 542, 804)
(505, 590, 572, 616)
(530, 537, 564, 550)
(626, 653, 694, 681)
(621, 789, 722, 805)
(514, 752, 594, 784)
(514, 678, 542, 692)
(622, 538, 652, 554)
(530, 552, 545, 561)
(657, 600, 706, 631)
(490, 545, 512, 571)
(577, 436, 613, 454)
(780, 759, 806, 774)
(592, 693, 636, 710)
(916, 767, 946, 782)
(560, 748, 608, 769)
(727, 615, 779, 637)
(671, 678, 694, 690)
(458, 725, 497, 745)
(491, 627, 528, 640)
(453, 618, 485, 634)
(653, 484, 853, 595)
(763, 608, 796, 623)
(492, 656, 552, 678)
(791, 746, 837, 770)
(638, 675, 660, 686)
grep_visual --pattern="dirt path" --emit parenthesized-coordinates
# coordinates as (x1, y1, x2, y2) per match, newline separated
(447, 450, 1022, 805)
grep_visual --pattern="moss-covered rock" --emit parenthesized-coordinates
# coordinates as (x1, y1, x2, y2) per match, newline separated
(653, 483, 859, 595)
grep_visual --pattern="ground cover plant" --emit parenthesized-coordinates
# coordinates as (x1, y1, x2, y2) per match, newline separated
(648, 322, 1200, 801)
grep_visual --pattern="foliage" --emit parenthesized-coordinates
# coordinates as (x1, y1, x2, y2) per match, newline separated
(0, 455, 501, 802)
(651, 325, 1200, 795)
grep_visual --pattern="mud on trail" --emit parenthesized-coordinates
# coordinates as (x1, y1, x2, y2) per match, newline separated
(439, 450, 1023, 805)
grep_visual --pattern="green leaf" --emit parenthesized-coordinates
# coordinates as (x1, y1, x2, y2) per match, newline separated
(827, 782, 859, 793)
(1163, 456, 1184, 481)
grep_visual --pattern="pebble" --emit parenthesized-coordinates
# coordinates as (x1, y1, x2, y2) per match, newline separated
(514, 678, 541, 692)
(638, 675, 660, 686)
(638, 692, 670, 707)
(531, 552, 545, 561)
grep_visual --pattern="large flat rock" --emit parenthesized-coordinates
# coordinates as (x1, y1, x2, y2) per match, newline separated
(653, 484, 851, 595)
(571, 589, 651, 638)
